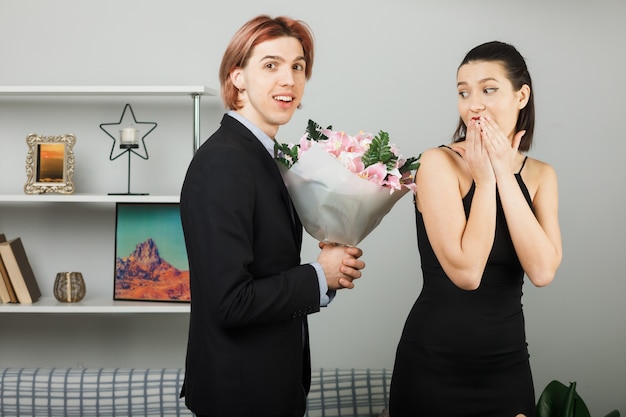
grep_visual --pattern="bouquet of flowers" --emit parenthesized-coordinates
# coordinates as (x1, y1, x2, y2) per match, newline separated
(276, 120, 420, 246)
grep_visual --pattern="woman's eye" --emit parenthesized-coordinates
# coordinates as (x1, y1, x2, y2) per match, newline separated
(458, 91, 469, 98)
(265, 63, 276, 69)
(293, 63, 304, 71)
(484, 87, 498, 94)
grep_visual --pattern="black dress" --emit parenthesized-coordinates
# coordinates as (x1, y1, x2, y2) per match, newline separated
(389, 156, 536, 417)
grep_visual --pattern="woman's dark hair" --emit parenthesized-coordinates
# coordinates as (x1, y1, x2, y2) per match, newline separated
(453, 41, 535, 152)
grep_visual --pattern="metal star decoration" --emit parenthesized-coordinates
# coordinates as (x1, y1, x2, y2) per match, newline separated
(99, 103, 157, 160)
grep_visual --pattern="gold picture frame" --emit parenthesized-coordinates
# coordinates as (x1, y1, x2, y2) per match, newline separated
(24, 133, 76, 194)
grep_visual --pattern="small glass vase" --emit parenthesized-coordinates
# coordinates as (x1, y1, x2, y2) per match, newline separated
(53, 272, 86, 303)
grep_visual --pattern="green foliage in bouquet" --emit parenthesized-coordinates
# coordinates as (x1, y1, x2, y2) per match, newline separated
(275, 120, 330, 168)
(274, 142, 300, 168)
(305, 119, 331, 142)
(275, 119, 421, 178)
(361, 130, 421, 174)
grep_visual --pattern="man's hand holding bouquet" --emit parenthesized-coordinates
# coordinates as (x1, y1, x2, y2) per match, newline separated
(276, 120, 420, 246)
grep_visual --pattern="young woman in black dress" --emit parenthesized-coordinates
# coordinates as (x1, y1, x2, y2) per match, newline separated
(389, 41, 562, 417)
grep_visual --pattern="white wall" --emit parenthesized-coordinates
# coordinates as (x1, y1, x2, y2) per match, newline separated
(1, 0, 625, 414)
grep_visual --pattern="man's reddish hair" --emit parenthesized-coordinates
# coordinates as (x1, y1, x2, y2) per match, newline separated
(219, 15, 315, 110)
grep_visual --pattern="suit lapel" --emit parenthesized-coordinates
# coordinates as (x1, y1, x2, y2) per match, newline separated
(221, 115, 302, 247)
(252, 139, 303, 246)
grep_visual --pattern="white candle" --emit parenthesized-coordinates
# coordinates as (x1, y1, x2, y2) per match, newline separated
(120, 127, 139, 145)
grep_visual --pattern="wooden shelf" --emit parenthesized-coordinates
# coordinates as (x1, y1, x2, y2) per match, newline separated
(0, 297, 189, 313)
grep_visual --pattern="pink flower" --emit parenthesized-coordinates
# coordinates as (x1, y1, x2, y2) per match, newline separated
(275, 120, 421, 194)
(383, 175, 402, 192)
(354, 131, 374, 149)
(337, 151, 365, 173)
(297, 134, 313, 158)
(399, 172, 418, 194)
(319, 129, 353, 157)
(359, 162, 388, 186)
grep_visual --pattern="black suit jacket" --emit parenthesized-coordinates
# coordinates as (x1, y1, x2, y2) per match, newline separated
(180, 114, 321, 417)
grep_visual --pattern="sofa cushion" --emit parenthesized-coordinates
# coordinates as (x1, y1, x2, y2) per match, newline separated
(0, 368, 190, 417)
(0, 368, 391, 417)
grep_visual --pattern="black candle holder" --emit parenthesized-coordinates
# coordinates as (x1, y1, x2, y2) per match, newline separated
(99, 103, 157, 195)
(110, 143, 146, 195)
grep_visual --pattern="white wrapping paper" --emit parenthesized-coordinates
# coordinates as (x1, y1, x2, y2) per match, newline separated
(279, 142, 410, 246)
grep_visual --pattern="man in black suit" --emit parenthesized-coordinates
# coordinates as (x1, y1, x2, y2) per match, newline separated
(179, 15, 366, 417)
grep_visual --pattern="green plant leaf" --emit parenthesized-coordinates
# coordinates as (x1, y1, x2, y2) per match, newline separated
(361, 131, 397, 170)
(274, 141, 298, 168)
(560, 381, 577, 417)
(535, 380, 591, 417)
(306, 119, 330, 142)
(399, 154, 421, 174)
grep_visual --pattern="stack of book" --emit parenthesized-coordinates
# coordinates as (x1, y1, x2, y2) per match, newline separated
(0, 233, 41, 304)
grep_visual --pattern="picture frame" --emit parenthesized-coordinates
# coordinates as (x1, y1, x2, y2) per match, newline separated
(114, 203, 190, 302)
(24, 133, 76, 194)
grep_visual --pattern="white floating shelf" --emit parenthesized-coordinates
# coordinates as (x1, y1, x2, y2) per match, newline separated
(0, 194, 179, 203)
(0, 85, 217, 96)
(0, 297, 189, 314)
